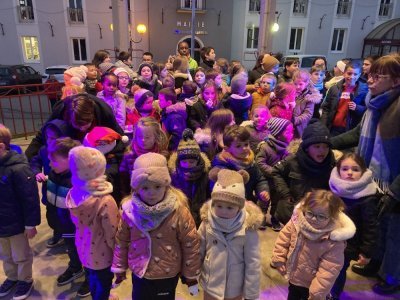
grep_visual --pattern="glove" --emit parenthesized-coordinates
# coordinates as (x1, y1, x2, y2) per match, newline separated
(188, 284, 199, 296)
(377, 194, 398, 220)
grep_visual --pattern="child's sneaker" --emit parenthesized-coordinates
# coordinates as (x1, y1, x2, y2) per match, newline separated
(46, 236, 64, 248)
(57, 267, 85, 286)
(0, 279, 17, 297)
(12, 281, 33, 300)
(77, 280, 91, 298)
(258, 216, 268, 230)
(271, 219, 283, 232)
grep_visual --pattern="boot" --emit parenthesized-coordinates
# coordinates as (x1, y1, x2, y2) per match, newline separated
(351, 260, 380, 277)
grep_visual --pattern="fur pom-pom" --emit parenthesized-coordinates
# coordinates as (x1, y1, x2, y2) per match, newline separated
(237, 169, 250, 184)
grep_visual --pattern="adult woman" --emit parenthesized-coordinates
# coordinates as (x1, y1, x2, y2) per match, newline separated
(92, 50, 111, 68)
(279, 58, 299, 83)
(359, 55, 379, 84)
(331, 54, 400, 295)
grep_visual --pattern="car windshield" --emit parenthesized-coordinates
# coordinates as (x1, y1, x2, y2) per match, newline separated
(302, 57, 318, 68)
(46, 68, 66, 75)
(0, 68, 10, 76)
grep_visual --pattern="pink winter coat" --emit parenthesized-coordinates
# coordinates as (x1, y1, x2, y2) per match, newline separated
(271, 206, 356, 300)
(112, 192, 201, 280)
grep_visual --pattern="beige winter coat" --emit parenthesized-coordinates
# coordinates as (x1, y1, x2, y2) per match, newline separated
(198, 201, 263, 300)
(271, 205, 356, 300)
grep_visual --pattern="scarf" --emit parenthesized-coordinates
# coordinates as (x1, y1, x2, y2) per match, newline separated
(209, 207, 245, 234)
(265, 135, 289, 158)
(358, 87, 400, 189)
(177, 156, 206, 181)
(329, 168, 379, 199)
(133, 143, 158, 158)
(296, 147, 335, 177)
(218, 150, 255, 170)
(295, 208, 336, 241)
(131, 189, 176, 232)
(312, 80, 324, 91)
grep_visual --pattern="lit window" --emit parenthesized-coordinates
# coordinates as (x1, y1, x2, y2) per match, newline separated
(331, 28, 346, 51)
(21, 36, 40, 61)
(289, 28, 303, 51)
(72, 38, 87, 62)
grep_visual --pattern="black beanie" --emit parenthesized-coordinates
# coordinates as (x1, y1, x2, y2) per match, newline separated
(301, 119, 332, 150)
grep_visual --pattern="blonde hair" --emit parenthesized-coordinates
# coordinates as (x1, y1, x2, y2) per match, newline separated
(293, 69, 311, 83)
(300, 190, 345, 219)
(61, 85, 84, 100)
(133, 117, 168, 151)
(0, 124, 12, 149)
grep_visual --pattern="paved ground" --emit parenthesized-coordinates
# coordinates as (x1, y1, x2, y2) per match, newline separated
(1, 136, 399, 299)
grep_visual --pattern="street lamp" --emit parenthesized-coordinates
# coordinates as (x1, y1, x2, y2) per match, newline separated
(131, 23, 146, 43)
(272, 11, 281, 32)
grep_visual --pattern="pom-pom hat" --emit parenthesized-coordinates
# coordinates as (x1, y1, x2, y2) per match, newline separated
(177, 129, 201, 161)
(130, 153, 171, 189)
(83, 126, 128, 154)
(267, 118, 291, 137)
(134, 89, 154, 110)
(301, 119, 332, 150)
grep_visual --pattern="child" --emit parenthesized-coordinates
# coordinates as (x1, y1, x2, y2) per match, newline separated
(126, 89, 160, 131)
(84, 63, 102, 96)
(199, 169, 263, 299)
(242, 105, 271, 153)
(46, 138, 91, 297)
(271, 119, 336, 224)
(223, 72, 252, 124)
(292, 70, 322, 138)
(159, 87, 187, 151)
(328, 153, 381, 299)
(114, 67, 132, 95)
(194, 67, 206, 92)
(172, 56, 190, 91)
(205, 69, 229, 100)
(271, 190, 356, 300)
(168, 129, 211, 227)
(321, 61, 368, 136)
(61, 85, 84, 100)
(211, 125, 270, 205)
(251, 73, 276, 112)
(30, 120, 70, 247)
(133, 63, 162, 99)
(67, 146, 119, 299)
(119, 117, 168, 198)
(309, 66, 327, 118)
(0, 124, 40, 300)
(111, 153, 201, 299)
(270, 82, 296, 121)
(256, 117, 294, 231)
(96, 73, 127, 129)
(183, 81, 208, 131)
(213, 57, 230, 85)
(201, 79, 220, 115)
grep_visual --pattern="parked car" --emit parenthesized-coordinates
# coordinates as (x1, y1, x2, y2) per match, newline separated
(42, 65, 71, 83)
(280, 55, 328, 71)
(0, 65, 43, 86)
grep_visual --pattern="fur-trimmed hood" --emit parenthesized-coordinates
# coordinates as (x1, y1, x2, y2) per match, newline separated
(301, 87, 323, 104)
(165, 101, 187, 116)
(168, 151, 211, 174)
(200, 200, 263, 230)
(287, 138, 343, 161)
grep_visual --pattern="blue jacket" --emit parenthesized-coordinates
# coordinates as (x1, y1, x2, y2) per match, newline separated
(0, 151, 40, 237)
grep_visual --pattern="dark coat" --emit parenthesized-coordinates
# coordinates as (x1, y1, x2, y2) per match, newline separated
(185, 96, 208, 131)
(248, 67, 265, 84)
(320, 79, 368, 131)
(0, 151, 40, 237)
(25, 94, 125, 161)
(222, 92, 252, 125)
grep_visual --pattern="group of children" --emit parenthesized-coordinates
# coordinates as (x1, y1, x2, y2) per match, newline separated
(0, 50, 385, 300)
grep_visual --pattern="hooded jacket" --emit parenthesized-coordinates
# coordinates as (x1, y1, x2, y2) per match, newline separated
(271, 205, 356, 300)
(0, 151, 40, 237)
(222, 92, 253, 125)
(199, 201, 263, 300)
(256, 135, 290, 177)
(161, 102, 188, 151)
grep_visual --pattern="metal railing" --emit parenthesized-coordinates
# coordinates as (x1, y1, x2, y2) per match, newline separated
(293, 0, 308, 16)
(249, 0, 260, 12)
(336, 0, 352, 17)
(0, 83, 63, 138)
(67, 7, 84, 23)
(177, 0, 206, 11)
(17, 5, 34, 22)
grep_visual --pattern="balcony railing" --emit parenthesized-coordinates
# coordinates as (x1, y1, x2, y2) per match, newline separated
(177, 0, 206, 13)
(249, 0, 260, 12)
(67, 7, 84, 24)
(379, 3, 392, 17)
(336, 1, 352, 17)
(17, 5, 34, 22)
(293, 0, 308, 16)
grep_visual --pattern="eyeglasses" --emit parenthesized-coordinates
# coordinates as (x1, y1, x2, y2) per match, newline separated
(368, 73, 391, 81)
(118, 76, 130, 80)
(304, 211, 329, 222)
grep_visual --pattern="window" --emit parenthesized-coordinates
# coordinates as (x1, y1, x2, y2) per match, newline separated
(331, 28, 346, 51)
(289, 28, 303, 51)
(21, 36, 40, 61)
(246, 27, 259, 49)
(293, 0, 308, 16)
(72, 38, 87, 62)
(379, 0, 392, 17)
(179, 0, 205, 10)
(68, 0, 84, 23)
(249, 0, 260, 12)
(336, 0, 352, 17)
(18, 0, 34, 21)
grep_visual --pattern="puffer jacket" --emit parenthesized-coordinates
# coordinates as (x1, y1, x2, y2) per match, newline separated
(320, 79, 368, 131)
(256, 135, 289, 177)
(111, 193, 201, 280)
(162, 102, 188, 151)
(271, 205, 356, 300)
(0, 151, 40, 237)
(66, 192, 119, 270)
(199, 201, 263, 300)
(293, 87, 322, 138)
